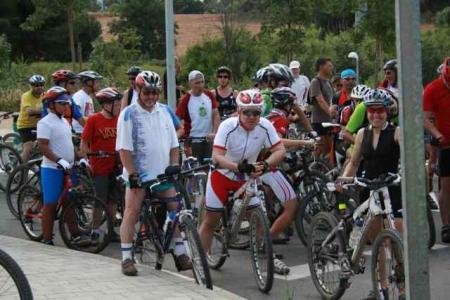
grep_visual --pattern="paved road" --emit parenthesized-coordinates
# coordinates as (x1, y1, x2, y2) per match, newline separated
(1, 191, 450, 299)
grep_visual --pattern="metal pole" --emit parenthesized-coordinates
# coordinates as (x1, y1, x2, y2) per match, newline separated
(356, 58, 359, 84)
(165, 0, 176, 110)
(395, 1, 430, 299)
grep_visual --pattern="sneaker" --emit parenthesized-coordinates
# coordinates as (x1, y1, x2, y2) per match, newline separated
(273, 232, 289, 244)
(174, 254, 192, 271)
(121, 259, 137, 276)
(273, 257, 290, 275)
(41, 239, 54, 246)
(71, 235, 91, 247)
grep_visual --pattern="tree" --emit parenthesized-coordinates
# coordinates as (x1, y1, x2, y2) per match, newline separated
(111, 0, 166, 59)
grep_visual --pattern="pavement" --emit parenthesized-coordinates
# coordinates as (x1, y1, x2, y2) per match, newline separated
(0, 235, 243, 300)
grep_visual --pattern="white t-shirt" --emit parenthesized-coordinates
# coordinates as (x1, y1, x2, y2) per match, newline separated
(213, 117, 281, 180)
(116, 102, 179, 182)
(37, 112, 74, 169)
(291, 75, 310, 108)
(72, 89, 95, 133)
(188, 93, 213, 137)
(130, 89, 138, 105)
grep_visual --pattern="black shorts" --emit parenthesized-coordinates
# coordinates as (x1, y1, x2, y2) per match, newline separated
(312, 123, 331, 137)
(438, 148, 450, 177)
(359, 186, 402, 218)
(18, 127, 37, 143)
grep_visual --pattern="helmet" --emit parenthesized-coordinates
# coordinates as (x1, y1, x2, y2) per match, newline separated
(236, 89, 264, 110)
(42, 86, 70, 103)
(363, 88, 394, 107)
(78, 70, 103, 83)
(271, 87, 296, 108)
(268, 63, 295, 85)
(28, 74, 45, 85)
(441, 57, 450, 85)
(51, 70, 78, 83)
(95, 87, 123, 104)
(126, 66, 142, 76)
(135, 71, 162, 90)
(351, 85, 371, 100)
(254, 66, 270, 83)
(383, 59, 398, 71)
(216, 66, 232, 76)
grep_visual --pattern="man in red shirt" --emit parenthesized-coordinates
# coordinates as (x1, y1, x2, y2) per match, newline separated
(423, 56, 450, 243)
(81, 87, 122, 241)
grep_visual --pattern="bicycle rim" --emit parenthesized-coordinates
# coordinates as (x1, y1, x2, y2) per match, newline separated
(249, 207, 273, 293)
(0, 144, 22, 191)
(0, 248, 33, 299)
(132, 215, 164, 270)
(207, 232, 227, 269)
(18, 185, 43, 241)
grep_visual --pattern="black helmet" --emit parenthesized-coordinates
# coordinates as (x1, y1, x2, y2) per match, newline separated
(254, 66, 271, 83)
(383, 59, 398, 71)
(271, 87, 296, 109)
(268, 63, 295, 85)
(126, 66, 142, 76)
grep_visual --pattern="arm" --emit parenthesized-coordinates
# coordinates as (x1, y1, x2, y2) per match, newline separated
(342, 128, 364, 177)
(316, 94, 331, 116)
(424, 111, 443, 139)
(265, 142, 286, 168)
(80, 139, 90, 157)
(38, 139, 61, 163)
(76, 117, 86, 127)
(170, 147, 179, 165)
(212, 108, 220, 133)
(120, 89, 129, 111)
(292, 103, 313, 131)
(394, 127, 401, 144)
(212, 148, 239, 172)
(343, 130, 355, 144)
(119, 150, 137, 175)
(25, 107, 42, 117)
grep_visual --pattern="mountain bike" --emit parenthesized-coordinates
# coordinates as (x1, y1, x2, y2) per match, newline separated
(206, 176, 274, 293)
(308, 173, 405, 300)
(0, 247, 33, 299)
(132, 165, 212, 289)
(17, 165, 112, 253)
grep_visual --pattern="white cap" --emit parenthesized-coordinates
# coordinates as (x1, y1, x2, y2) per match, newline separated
(289, 60, 301, 69)
(188, 70, 204, 81)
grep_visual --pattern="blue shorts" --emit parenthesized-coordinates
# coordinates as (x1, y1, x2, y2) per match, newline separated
(41, 167, 64, 205)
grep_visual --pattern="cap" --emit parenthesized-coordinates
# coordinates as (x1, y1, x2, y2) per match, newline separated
(289, 60, 301, 69)
(340, 69, 356, 79)
(188, 70, 204, 81)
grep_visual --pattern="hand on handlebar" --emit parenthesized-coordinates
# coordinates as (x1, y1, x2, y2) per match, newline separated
(57, 159, 71, 170)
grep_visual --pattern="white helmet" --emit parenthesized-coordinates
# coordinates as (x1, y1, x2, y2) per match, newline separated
(351, 84, 371, 100)
(78, 70, 103, 83)
(135, 71, 162, 91)
(28, 74, 45, 85)
(236, 89, 264, 110)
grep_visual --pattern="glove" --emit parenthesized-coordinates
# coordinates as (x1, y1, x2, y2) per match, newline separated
(128, 173, 141, 189)
(78, 158, 90, 169)
(237, 159, 255, 175)
(261, 160, 270, 172)
(57, 158, 71, 170)
(308, 131, 318, 139)
(165, 165, 181, 176)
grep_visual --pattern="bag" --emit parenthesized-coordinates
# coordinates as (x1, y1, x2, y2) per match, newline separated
(307, 77, 323, 105)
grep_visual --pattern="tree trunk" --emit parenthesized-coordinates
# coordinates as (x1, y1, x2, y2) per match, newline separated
(375, 37, 384, 83)
(67, 2, 76, 70)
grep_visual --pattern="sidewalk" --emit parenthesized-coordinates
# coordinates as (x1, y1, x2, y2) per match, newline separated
(0, 235, 244, 300)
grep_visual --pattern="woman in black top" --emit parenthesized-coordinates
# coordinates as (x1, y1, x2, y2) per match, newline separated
(211, 66, 238, 120)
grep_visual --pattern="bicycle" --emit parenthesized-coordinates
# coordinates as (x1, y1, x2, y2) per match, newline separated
(132, 165, 213, 289)
(308, 173, 405, 300)
(0, 247, 33, 299)
(0, 113, 23, 190)
(206, 176, 274, 293)
(17, 165, 113, 253)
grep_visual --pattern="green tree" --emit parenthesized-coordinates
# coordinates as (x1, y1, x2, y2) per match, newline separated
(0, 34, 11, 79)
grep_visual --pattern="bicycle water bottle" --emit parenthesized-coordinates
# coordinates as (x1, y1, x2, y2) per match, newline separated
(349, 217, 364, 249)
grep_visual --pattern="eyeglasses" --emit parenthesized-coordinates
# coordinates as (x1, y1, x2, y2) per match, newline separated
(142, 90, 160, 96)
(242, 110, 262, 117)
(367, 107, 387, 114)
(217, 75, 229, 79)
(344, 77, 356, 81)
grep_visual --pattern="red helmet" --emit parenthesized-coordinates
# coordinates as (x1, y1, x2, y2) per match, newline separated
(51, 70, 78, 83)
(95, 87, 123, 104)
(42, 86, 70, 103)
(441, 57, 450, 86)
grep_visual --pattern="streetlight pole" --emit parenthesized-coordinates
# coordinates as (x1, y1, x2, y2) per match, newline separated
(165, 0, 176, 110)
(348, 51, 359, 83)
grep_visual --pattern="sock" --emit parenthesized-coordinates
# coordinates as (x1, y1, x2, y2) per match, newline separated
(174, 237, 186, 256)
(121, 243, 133, 261)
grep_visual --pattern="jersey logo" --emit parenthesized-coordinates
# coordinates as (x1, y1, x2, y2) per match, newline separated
(99, 127, 117, 139)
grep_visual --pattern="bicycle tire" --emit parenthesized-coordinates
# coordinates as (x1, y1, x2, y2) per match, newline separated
(182, 218, 213, 290)
(309, 158, 332, 174)
(371, 229, 405, 300)
(249, 206, 274, 293)
(0, 144, 23, 191)
(207, 231, 227, 270)
(17, 185, 43, 242)
(2, 132, 22, 153)
(59, 194, 113, 253)
(426, 195, 436, 249)
(307, 212, 347, 300)
(0, 248, 33, 299)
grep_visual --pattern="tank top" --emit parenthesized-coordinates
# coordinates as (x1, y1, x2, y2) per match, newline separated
(361, 123, 399, 179)
(215, 88, 236, 119)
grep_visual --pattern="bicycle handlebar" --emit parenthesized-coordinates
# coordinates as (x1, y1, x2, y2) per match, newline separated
(334, 173, 401, 190)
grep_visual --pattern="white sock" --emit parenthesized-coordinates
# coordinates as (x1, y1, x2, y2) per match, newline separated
(121, 243, 133, 261)
(174, 237, 186, 256)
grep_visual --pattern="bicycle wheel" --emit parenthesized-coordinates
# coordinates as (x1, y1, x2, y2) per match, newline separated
(0, 144, 22, 191)
(249, 206, 274, 293)
(2, 132, 22, 153)
(371, 229, 405, 300)
(6, 162, 40, 219)
(426, 196, 436, 249)
(207, 230, 228, 269)
(310, 158, 332, 174)
(307, 212, 347, 300)
(59, 194, 113, 253)
(17, 185, 43, 241)
(181, 217, 213, 289)
(0, 248, 33, 300)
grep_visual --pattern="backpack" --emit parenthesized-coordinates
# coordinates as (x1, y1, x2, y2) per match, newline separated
(307, 77, 323, 105)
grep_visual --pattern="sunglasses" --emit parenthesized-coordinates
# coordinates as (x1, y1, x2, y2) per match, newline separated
(67, 81, 76, 85)
(367, 107, 387, 114)
(217, 75, 229, 79)
(242, 110, 262, 117)
(32, 84, 44, 87)
(344, 77, 356, 81)
(142, 90, 160, 96)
